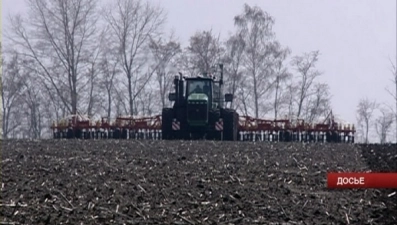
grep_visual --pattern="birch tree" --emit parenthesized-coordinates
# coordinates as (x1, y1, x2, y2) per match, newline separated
(99, 46, 120, 119)
(386, 59, 397, 142)
(21, 66, 45, 139)
(305, 82, 332, 123)
(234, 4, 287, 118)
(224, 33, 245, 110)
(149, 34, 181, 108)
(104, 0, 165, 115)
(375, 107, 394, 143)
(291, 50, 322, 119)
(184, 30, 224, 75)
(0, 42, 3, 138)
(273, 48, 292, 119)
(356, 98, 378, 143)
(1, 53, 26, 138)
(7, 0, 99, 115)
(82, 30, 106, 118)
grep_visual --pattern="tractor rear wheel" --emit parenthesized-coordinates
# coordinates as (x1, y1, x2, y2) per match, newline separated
(67, 129, 74, 139)
(207, 110, 221, 140)
(162, 108, 173, 140)
(113, 129, 120, 139)
(222, 109, 239, 141)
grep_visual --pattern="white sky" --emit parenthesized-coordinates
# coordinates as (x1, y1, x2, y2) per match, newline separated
(2, 0, 397, 138)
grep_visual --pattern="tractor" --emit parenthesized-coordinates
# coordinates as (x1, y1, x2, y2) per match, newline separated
(161, 64, 239, 141)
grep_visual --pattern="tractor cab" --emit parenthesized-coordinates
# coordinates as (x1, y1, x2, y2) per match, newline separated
(185, 77, 221, 110)
(184, 75, 220, 126)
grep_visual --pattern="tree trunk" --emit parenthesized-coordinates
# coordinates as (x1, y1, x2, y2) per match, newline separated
(160, 73, 165, 109)
(107, 89, 112, 119)
(72, 91, 77, 114)
(2, 108, 7, 138)
(128, 75, 134, 116)
(1, 91, 6, 138)
(71, 70, 78, 114)
(87, 69, 95, 116)
(253, 71, 259, 118)
(274, 76, 280, 120)
(297, 87, 305, 119)
(365, 119, 369, 143)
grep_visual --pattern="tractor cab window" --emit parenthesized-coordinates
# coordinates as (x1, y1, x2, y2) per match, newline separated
(187, 80, 211, 96)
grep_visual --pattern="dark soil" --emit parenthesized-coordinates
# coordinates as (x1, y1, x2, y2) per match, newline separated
(359, 143, 397, 223)
(1, 140, 396, 224)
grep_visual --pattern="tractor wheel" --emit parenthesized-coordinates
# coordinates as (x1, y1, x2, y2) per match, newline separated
(122, 129, 128, 139)
(207, 110, 221, 140)
(67, 129, 74, 139)
(76, 129, 82, 139)
(113, 129, 121, 139)
(222, 109, 239, 141)
(162, 108, 173, 140)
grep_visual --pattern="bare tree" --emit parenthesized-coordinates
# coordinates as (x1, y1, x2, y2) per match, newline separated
(1, 53, 49, 138)
(104, 0, 165, 115)
(0, 42, 3, 138)
(136, 84, 157, 116)
(82, 30, 107, 118)
(375, 107, 394, 143)
(236, 81, 251, 116)
(113, 87, 129, 117)
(184, 30, 224, 75)
(21, 68, 45, 139)
(285, 82, 299, 120)
(273, 48, 292, 119)
(1, 53, 26, 138)
(234, 4, 286, 118)
(305, 83, 332, 123)
(149, 33, 181, 108)
(99, 49, 120, 119)
(291, 51, 322, 119)
(386, 59, 397, 142)
(7, 0, 99, 115)
(175, 50, 196, 77)
(223, 33, 245, 110)
(356, 98, 378, 143)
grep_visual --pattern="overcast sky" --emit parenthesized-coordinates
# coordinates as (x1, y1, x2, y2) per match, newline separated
(2, 0, 397, 140)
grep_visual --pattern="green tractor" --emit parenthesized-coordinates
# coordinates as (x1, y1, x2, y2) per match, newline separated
(161, 64, 239, 141)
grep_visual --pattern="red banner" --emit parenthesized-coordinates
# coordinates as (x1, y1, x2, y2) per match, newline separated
(327, 173, 397, 188)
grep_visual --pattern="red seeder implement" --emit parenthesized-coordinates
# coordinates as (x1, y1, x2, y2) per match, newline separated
(51, 111, 355, 143)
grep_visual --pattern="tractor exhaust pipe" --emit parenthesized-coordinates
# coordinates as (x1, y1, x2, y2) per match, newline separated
(219, 64, 223, 85)
(178, 72, 184, 105)
(219, 64, 223, 107)
(174, 75, 179, 106)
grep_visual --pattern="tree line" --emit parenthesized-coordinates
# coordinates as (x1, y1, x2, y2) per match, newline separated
(1, 0, 396, 142)
(356, 60, 397, 144)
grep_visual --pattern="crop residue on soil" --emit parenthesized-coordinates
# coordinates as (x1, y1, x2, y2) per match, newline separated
(1, 140, 396, 224)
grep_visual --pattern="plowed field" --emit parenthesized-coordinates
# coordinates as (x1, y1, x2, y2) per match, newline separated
(1, 140, 396, 224)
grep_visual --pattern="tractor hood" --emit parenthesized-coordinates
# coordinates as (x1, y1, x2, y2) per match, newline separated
(186, 93, 209, 126)
(187, 93, 208, 101)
